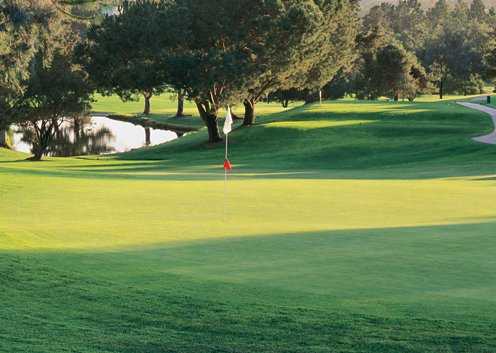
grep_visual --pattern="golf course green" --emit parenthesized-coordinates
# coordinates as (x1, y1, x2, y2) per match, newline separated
(1, 98, 496, 352)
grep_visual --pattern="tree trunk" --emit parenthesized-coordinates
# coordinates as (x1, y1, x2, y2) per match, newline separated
(143, 92, 151, 115)
(394, 93, 399, 101)
(305, 91, 319, 104)
(0, 129, 7, 147)
(145, 127, 151, 145)
(439, 80, 444, 100)
(30, 151, 44, 161)
(196, 102, 222, 143)
(31, 140, 48, 161)
(176, 93, 185, 117)
(74, 118, 81, 140)
(205, 113, 221, 143)
(243, 99, 256, 126)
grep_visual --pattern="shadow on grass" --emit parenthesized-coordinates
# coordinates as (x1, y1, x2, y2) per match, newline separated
(2, 221, 496, 353)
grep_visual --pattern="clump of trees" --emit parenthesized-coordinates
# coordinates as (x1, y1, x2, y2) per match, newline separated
(2, 0, 360, 155)
(352, 0, 495, 101)
(264, 0, 496, 106)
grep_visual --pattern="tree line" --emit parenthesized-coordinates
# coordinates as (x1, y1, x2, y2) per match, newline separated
(1, 0, 496, 159)
(276, 0, 496, 104)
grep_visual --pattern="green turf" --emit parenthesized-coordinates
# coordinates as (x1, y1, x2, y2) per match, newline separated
(91, 93, 300, 129)
(1, 99, 496, 352)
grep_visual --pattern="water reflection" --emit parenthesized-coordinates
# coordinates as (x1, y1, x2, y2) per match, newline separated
(12, 116, 178, 156)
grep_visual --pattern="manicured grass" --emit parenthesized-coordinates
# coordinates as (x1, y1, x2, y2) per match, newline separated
(1, 99, 496, 352)
(91, 93, 300, 129)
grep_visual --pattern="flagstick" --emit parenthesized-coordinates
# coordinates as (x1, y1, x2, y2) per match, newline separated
(223, 133, 228, 223)
(225, 133, 228, 161)
(224, 164, 227, 222)
(223, 106, 232, 223)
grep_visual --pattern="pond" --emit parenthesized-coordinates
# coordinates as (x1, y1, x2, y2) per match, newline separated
(11, 116, 178, 157)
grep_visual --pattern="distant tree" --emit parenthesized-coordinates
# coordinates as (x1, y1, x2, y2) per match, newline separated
(423, 0, 491, 98)
(470, 0, 487, 21)
(268, 88, 306, 108)
(354, 25, 392, 99)
(235, 0, 359, 125)
(363, 0, 428, 55)
(355, 29, 428, 102)
(77, 0, 171, 116)
(427, 0, 449, 27)
(322, 70, 354, 100)
(374, 44, 428, 101)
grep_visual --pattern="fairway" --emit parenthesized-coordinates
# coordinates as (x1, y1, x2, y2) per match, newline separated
(1, 100, 496, 352)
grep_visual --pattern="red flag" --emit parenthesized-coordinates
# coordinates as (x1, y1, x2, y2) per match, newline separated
(224, 159, 232, 170)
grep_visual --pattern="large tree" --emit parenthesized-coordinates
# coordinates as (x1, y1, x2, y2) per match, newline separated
(7, 1, 93, 160)
(0, 0, 48, 146)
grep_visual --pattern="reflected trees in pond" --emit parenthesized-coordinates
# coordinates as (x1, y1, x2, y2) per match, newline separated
(18, 116, 115, 157)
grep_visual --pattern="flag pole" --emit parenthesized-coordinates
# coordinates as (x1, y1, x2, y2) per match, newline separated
(225, 133, 228, 161)
(224, 140, 227, 222)
(223, 106, 232, 222)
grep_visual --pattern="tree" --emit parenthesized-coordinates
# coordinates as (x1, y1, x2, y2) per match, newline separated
(0, 0, 48, 147)
(9, 2, 93, 160)
(322, 70, 354, 100)
(363, 0, 428, 55)
(470, 0, 487, 21)
(354, 24, 392, 99)
(175, 90, 186, 117)
(238, 0, 359, 125)
(77, 0, 171, 116)
(162, 0, 353, 141)
(354, 29, 428, 102)
(268, 88, 306, 108)
(375, 44, 428, 101)
(427, 0, 449, 26)
(423, 0, 491, 98)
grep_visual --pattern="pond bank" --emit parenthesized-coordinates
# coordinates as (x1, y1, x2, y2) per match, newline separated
(102, 114, 200, 136)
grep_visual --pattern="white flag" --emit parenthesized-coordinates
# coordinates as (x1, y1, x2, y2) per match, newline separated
(223, 106, 233, 135)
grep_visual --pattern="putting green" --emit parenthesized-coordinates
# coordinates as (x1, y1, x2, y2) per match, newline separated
(1, 99, 496, 352)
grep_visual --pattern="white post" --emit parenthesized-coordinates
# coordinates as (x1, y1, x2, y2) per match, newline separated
(319, 90, 322, 105)
(225, 133, 228, 160)
(223, 132, 228, 222)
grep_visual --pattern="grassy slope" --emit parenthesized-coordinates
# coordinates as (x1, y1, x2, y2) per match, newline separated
(1, 99, 496, 352)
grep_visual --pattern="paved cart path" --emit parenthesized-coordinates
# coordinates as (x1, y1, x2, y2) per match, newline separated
(457, 102, 496, 144)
